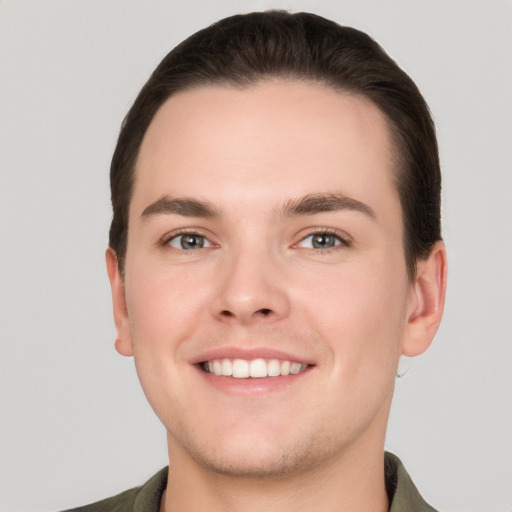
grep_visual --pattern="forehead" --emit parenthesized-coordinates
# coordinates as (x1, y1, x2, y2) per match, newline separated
(132, 80, 399, 219)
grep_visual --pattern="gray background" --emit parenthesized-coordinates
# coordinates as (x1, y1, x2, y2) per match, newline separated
(1, 1, 511, 511)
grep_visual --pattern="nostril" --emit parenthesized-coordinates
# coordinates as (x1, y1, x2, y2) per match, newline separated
(218, 308, 273, 320)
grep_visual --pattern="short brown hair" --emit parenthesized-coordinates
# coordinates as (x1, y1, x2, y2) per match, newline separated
(109, 11, 441, 278)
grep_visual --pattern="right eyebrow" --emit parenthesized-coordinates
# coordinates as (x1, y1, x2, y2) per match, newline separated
(140, 196, 220, 220)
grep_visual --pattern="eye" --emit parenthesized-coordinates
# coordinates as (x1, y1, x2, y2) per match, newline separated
(167, 233, 211, 250)
(297, 232, 348, 250)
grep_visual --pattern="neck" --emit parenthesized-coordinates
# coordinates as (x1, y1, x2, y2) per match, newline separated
(161, 429, 389, 512)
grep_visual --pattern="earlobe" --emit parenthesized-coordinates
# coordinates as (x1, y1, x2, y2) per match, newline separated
(105, 248, 133, 357)
(402, 241, 447, 357)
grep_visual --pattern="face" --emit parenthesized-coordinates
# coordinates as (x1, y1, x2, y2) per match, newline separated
(109, 81, 430, 478)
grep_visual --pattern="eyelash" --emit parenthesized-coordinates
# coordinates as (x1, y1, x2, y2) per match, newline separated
(295, 228, 351, 253)
(159, 228, 351, 253)
(160, 229, 213, 251)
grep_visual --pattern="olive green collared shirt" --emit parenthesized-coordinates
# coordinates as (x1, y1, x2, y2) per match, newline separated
(63, 452, 438, 512)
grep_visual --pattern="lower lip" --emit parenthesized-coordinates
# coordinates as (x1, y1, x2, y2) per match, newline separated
(195, 366, 312, 396)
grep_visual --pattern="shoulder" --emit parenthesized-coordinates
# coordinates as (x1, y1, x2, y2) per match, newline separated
(60, 486, 141, 512)
(59, 467, 168, 512)
(385, 452, 439, 512)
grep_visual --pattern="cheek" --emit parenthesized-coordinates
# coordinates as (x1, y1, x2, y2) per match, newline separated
(123, 265, 206, 410)
(299, 261, 408, 370)
(123, 262, 210, 351)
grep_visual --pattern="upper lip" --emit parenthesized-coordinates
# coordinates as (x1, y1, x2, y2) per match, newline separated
(189, 347, 315, 365)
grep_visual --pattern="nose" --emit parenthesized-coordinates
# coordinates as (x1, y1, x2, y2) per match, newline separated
(211, 247, 291, 325)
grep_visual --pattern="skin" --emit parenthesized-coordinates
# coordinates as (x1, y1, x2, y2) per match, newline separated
(107, 80, 447, 512)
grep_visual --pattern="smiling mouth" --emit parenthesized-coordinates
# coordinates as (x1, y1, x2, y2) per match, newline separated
(200, 358, 309, 378)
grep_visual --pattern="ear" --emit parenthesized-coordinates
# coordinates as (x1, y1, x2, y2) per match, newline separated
(105, 248, 133, 357)
(402, 241, 447, 357)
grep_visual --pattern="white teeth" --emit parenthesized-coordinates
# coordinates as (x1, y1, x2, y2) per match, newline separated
(267, 359, 281, 377)
(232, 359, 250, 378)
(249, 359, 267, 378)
(203, 358, 308, 378)
(213, 360, 222, 376)
(221, 359, 233, 376)
(289, 362, 302, 374)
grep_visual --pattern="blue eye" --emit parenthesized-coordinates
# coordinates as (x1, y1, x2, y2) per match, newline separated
(168, 234, 211, 250)
(298, 233, 346, 249)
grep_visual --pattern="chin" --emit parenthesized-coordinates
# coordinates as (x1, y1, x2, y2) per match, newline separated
(190, 443, 318, 479)
(170, 420, 346, 479)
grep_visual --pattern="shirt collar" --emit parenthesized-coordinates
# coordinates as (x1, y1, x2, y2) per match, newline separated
(133, 452, 438, 512)
(385, 452, 438, 512)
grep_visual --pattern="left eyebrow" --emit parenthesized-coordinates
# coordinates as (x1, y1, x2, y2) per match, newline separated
(279, 193, 376, 220)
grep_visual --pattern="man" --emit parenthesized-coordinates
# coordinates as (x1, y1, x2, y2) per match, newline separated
(68, 10, 447, 512)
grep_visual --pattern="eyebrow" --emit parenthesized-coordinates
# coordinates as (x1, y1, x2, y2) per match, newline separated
(280, 193, 376, 220)
(141, 196, 220, 220)
(140, 192, 376, 222)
